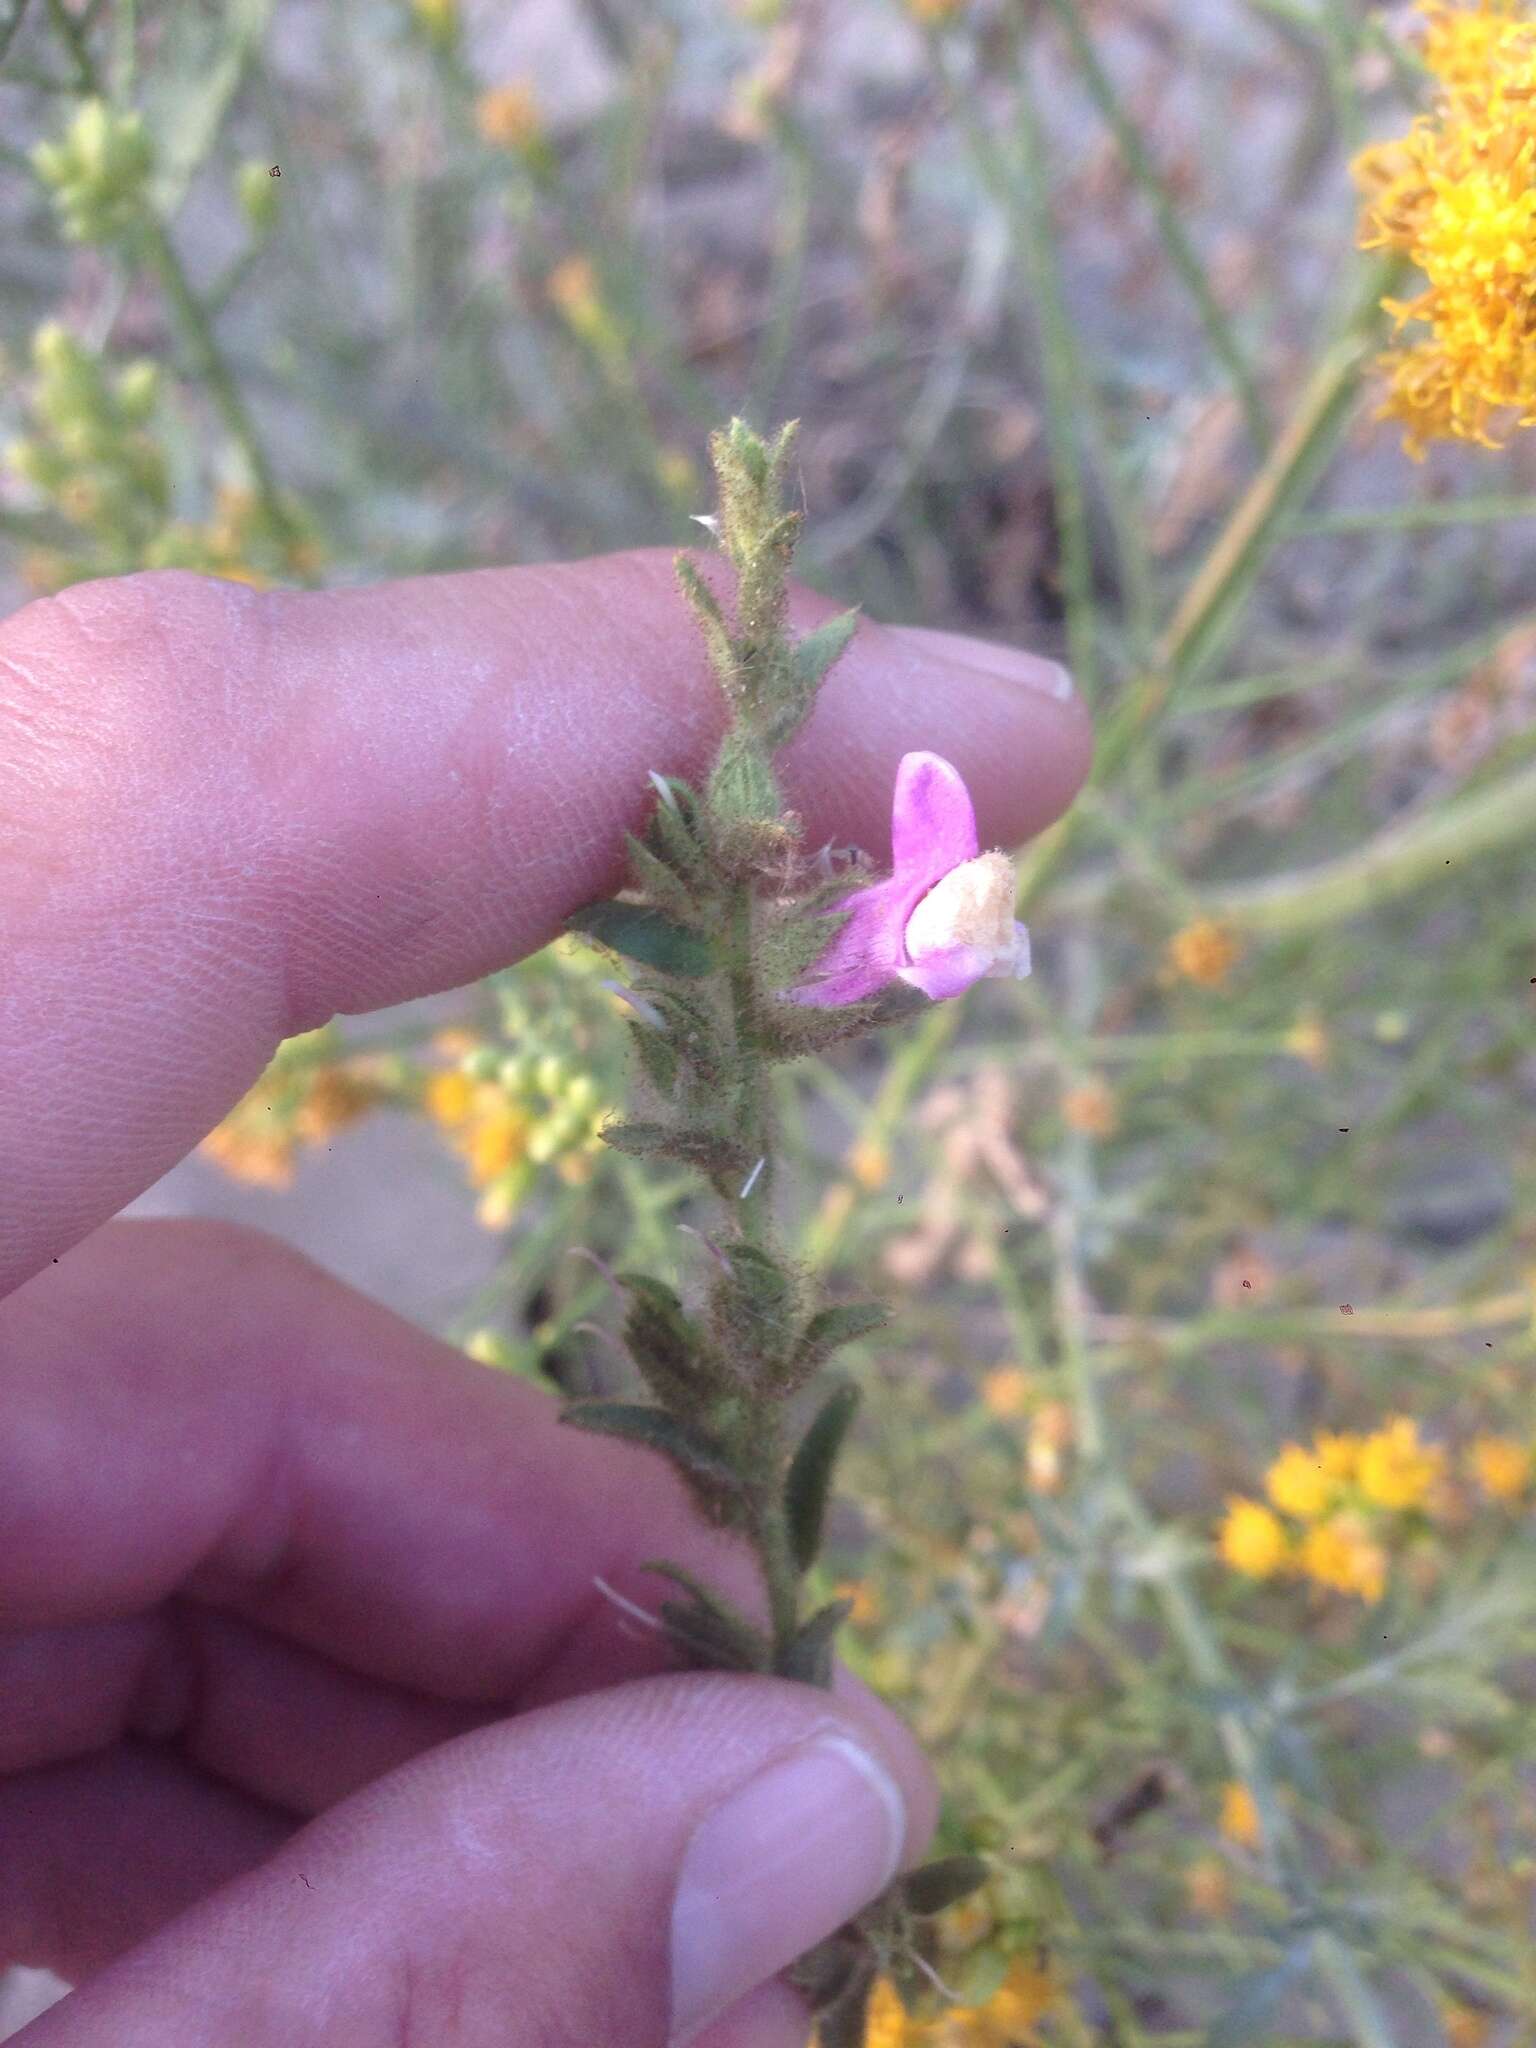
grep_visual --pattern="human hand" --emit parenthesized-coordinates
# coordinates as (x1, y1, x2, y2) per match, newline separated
(0, 555, 1091, 2046)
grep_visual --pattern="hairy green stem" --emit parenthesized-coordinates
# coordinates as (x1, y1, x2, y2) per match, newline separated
(722, 877, 804, 1671)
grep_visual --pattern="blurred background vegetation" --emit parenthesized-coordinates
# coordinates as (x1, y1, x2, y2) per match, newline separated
(4, 1, 1536, 2042)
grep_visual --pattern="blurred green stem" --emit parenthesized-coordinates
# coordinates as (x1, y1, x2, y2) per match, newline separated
(140, 220, 303, 556)
(46, 5, 304, 561)
(1016, 255, 1402, 914)
(1042, 0, 1270, 455)
(1011, 45, 1100, 698)
(1202, 753, 1536, 933)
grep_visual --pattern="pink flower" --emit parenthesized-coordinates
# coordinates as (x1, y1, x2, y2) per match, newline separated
(784, 751, 1031, 1008)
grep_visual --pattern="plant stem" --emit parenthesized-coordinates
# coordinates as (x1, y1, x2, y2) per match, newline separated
(1201, 752, 1536, 934)
(722, 876, 803, 1669)
(1042, 0, 1270, 457)
(1011, 43, 1101, 700)
(1013, 255, 1401, 916)
(140, 219, 304, 559)
(727, 880, 773, 1245)
(45, 5, 308, 569)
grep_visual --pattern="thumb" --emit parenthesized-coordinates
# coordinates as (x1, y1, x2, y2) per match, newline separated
(24, 1671, 934, 2048)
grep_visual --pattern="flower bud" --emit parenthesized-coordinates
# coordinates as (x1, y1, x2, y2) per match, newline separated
(33, 100, 153, 244)
(237, 159, 281, 235)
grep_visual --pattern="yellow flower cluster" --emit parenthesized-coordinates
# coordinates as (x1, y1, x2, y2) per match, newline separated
(425, 1034, 607, 1228)
(854, 1956, 1060, 2048)
(1219, 1418, 1446, 1603)
(148, 481, 324, 588)
(32, 98, 153, 244)
(1354, 0, 1536, 456)
(7, 324, 320, 592)
(201, 1030, 385, 1188)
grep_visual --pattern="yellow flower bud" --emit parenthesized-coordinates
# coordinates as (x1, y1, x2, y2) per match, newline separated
(1218, 1497, 1290, 1580)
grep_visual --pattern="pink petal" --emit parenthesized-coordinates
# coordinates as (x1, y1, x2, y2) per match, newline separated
(780, 878, 908, 1007)
(888, 752, 979, 890)
(897, 943, 995, 1001)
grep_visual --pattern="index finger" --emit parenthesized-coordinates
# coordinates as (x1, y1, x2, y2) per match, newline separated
(0, 553, 1090, 1296)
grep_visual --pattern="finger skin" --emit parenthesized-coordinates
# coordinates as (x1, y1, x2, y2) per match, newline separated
(10, 1672, 933, 2048)
(0, 556, 1091, 1296)
(0, 1219, 929, 1978)
(1, 1221, 819, 1696)
(0, 1750, 817, 2048)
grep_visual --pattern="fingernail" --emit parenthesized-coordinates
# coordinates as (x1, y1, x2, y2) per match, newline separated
(901, 625, 1075, 700)
(668, 1731, 907, 2044)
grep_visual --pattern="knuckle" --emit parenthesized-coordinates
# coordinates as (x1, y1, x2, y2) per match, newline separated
(0, 569, 262, 810)
(0, 569, 269, 927)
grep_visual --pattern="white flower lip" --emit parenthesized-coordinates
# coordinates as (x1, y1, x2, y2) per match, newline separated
(903, 851, 1023, 969)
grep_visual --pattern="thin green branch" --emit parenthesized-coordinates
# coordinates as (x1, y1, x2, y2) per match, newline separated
(1200, 753, 1536, 934)
(1042, 0, 1270, 456)
(1291, 494, 1536, 536)
(139, 219, 303, 556)
(1010, 51, 1100, 698)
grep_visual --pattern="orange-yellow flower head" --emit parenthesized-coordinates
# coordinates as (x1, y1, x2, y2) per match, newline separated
(1219, 1497, 1290, 1580)
(1356, 1416, 1444, 1510)
(1265, 1443, 1337, 1521)
(1219, 1780, 1262, 1850)
(1468, 1433, 1531, 1501)
(1301, 1514, 1389, 1603)
(1167, 918, 1240, 988)
(1354, 1, 1536, 456)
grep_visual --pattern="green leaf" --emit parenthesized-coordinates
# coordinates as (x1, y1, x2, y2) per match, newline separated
(787, 1935, 866, 2015)
(566, 899, 715, 977)
(617, 1273, 710, 1403)
(794, 1949, 876, 2048)
(622, 830, 699, 923)
(636, 986, 728, 1087)
(763, 981, 932, 1060)
(674, 554, 738, 695)
(793, 1302, 888, 1379)
(561, 1401, 739, 1492)
(627, 1019, 678, 1097)
(706, 730, 781, 825)
(900, 1854, 991, 1917)
(784, 1383, 861, 1574)
(599, 1120, 753, 1180)
(642, 1561, 770, 1672)
(645, 776, 712, 886)
(776, 1596, 852, 1685)
(792, 608, 859, 701)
